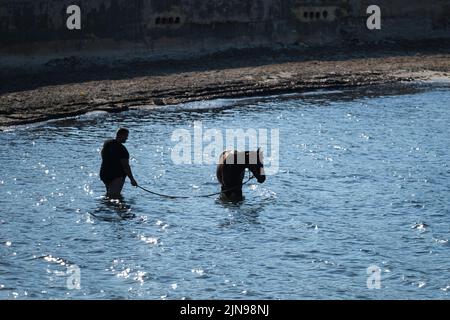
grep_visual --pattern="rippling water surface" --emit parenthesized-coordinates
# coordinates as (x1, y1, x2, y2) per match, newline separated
(1, 84, 449, 299)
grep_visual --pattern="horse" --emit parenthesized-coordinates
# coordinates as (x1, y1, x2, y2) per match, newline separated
(216, 148, 266, 201)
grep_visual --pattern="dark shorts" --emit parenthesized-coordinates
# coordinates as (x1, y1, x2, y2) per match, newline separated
(104, 176, 125, 198)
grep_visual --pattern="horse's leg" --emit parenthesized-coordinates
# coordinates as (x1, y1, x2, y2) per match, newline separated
(222, 166, 244, 201)
(235, 168, 245, 198)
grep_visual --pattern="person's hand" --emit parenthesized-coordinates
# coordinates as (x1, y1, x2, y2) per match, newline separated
(130, 178, 138, 187)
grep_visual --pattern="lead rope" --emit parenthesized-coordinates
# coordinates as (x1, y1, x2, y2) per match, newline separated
(137, 172, 255, 199)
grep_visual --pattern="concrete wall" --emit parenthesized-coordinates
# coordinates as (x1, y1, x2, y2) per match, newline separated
(0, 0, 449, 66)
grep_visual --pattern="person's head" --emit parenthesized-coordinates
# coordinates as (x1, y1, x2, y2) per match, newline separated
(115, 128, 129, 143)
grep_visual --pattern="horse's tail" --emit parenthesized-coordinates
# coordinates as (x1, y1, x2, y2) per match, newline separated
(218, 150, 232, 165)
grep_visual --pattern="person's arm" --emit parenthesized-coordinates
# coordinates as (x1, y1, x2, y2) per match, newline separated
(120, 159, 138, 186)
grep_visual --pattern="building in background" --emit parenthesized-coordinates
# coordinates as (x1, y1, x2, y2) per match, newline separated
(0, 0, 449, 66)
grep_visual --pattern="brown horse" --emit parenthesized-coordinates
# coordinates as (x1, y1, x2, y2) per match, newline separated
(216, 149, 266, 201)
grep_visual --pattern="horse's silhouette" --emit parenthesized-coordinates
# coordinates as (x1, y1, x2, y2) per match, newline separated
(216, 148, 266, 201)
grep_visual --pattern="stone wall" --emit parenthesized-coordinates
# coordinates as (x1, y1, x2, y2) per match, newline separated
(0, 0, 448, 66)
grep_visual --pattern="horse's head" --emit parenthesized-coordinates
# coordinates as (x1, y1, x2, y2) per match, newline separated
(247, 148, 266, 184)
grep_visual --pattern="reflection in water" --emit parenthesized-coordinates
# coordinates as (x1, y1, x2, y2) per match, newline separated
(217, 197, 271, 227)
(90, 196, 135, 221)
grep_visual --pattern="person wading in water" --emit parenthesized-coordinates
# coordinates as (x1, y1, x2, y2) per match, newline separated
(100, 128, 138, 199)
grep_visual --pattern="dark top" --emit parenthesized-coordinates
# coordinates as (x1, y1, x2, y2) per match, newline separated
(100, 139, 129, 183)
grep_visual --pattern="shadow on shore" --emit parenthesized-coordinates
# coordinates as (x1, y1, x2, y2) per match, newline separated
(1, 39, 450, 95)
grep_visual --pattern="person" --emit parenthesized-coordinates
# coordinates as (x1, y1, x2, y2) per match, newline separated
(100, 128, 138, 198)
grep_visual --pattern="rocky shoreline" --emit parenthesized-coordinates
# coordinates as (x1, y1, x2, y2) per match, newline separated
(1, 46, 449, 128)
